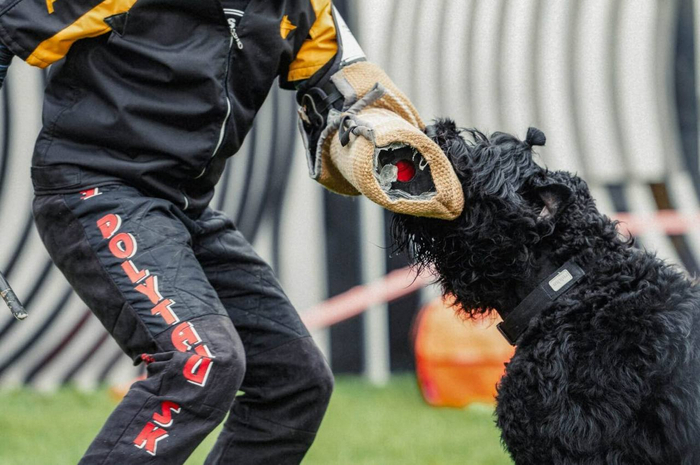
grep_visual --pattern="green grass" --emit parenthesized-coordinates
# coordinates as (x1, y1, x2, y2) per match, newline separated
(0, 375, 512, 465)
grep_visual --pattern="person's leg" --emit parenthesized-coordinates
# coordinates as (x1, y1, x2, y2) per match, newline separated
(194, 210, 334, 465)
(33, 185, 246, 464)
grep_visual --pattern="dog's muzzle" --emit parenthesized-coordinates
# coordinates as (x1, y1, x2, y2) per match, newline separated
(298, 61, 464, 220)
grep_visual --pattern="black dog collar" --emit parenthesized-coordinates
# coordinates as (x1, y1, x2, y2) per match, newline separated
(497, 259, 586, 346)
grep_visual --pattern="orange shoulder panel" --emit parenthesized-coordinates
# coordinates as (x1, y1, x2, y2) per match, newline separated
(287, 0, 338, 82)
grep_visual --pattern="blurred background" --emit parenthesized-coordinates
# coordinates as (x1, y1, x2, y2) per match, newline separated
(1, 0, 699, 463)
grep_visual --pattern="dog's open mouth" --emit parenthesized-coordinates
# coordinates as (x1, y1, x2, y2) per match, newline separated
(374, 143, 437, 200)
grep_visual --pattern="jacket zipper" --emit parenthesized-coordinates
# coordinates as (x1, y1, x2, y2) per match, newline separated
(182, 34, 234, 210)
(195, 35, 234, 181)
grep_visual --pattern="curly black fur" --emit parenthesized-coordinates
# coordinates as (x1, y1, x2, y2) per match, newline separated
(392, 119, 700, 464)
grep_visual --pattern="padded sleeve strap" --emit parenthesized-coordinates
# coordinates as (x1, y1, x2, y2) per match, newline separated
(287, 0, 338, 83)
(288, 3, 366, 86)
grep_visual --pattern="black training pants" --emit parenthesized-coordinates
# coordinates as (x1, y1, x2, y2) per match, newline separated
(33, 184, 333, 464)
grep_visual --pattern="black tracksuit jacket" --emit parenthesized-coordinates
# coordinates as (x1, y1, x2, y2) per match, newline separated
(0, 0, 345, 215)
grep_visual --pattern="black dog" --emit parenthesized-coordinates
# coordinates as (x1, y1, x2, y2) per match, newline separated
(392, 120, 700, 464)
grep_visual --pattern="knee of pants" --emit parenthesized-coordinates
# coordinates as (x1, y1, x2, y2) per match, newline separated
(157, 324, 247, 413)
(304, 345, 334, 408)
(202, 333, 247, 409)
(280, 336, 333, 403)
(206, 347, 247, 405)
(286, 337, 334, 433)
(246, 337, 334, 433)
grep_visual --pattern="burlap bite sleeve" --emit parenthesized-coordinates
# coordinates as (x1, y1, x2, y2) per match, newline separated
(300, 61, 464, 220)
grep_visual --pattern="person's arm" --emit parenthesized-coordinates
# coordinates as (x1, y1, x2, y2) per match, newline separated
(284, 3, 464, 220)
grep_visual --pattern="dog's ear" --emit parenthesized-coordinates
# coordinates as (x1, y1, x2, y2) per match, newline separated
(532, 180, 573, 219)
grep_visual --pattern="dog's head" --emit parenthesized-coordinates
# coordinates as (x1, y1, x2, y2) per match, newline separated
(392, 119, 599, 316)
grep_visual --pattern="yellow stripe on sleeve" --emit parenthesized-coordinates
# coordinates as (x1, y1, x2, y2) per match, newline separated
(287, 0, 338, 82)
(26, 0, 138, 68)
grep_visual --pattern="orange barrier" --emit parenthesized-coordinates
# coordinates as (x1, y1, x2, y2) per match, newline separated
(413, 297, 515, 406)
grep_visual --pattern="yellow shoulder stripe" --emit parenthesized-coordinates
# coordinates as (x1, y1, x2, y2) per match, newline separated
(26, 0, 137, 68)
(287, 0, 338, 82)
